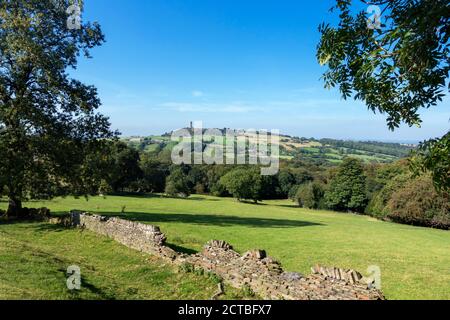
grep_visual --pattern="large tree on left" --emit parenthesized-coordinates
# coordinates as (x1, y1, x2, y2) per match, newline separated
(0, 0, 114, 217)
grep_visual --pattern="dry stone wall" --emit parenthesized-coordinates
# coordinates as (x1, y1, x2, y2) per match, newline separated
(182, 241, 383, 300)
(59, 211, 384, 300)
(71, 212, 178, 260)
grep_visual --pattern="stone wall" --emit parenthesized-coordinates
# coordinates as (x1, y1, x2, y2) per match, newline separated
(181, 241, 384, 300)
(58, 212, 384, 300)
(71, 212, 178, 260)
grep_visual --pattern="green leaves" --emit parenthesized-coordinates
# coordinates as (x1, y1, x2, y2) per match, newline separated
(165, 166, 191, 198)
(317, 0, 450, 129)
(0, 0, 114, 204)
(324, 158, 368, 213)
(220, 168, 263, 203)
(317, 0, 450, 191)
(410, 132, 450, 192)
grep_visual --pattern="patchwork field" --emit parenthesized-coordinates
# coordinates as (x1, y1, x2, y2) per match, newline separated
(122, 134, 413, 164)
(1, 195, 449, 300)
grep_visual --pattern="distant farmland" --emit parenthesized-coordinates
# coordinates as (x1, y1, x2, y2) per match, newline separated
(121, 130, 415, 164)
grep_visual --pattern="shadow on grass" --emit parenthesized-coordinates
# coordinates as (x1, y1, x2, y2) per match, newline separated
(81, 276, 116, 300)
(272, 204, 300, 209)
(0, 218, 45, 226)
(1, 210, 324, 229)
(30, 223, 68, 233)
(63, 270, 117, 300)
(109, 192, 160, 199)
(181, 196, 221, 202)
(166, 242, 198, 255)
(110, 212, 324, 229)
(0, 218, 69, 231)
(107, 193, 223, 202)
(237, 200, 268, 206)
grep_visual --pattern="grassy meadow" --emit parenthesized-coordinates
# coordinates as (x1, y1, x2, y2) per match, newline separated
(1, 194, 449, 300)
(0, 220, 247, 300)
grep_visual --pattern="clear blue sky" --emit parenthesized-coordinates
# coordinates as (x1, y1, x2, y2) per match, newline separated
(75, 0, 449, 142)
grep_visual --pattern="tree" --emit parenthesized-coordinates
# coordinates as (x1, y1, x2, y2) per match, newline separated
(386, 175, 449, 229)
(220, 167, 263, 203)
(138, 154, 169, 193)
(295, 182, 325, 209)
(325, 158, 368, 212)
(107, 142, 142, 192)
(277, 170, 296, 196)
(206, 165, 233, 197)
(186, 166, 208, 194)
(365, 160, 408, 190)
(260, 174, 281, 200)
(317, 0, 450, 191)
(410, 131, 450, 191)
(0, 1, 114, 216)
(165, 167, 191, 198)
(366, 172, 411, 218)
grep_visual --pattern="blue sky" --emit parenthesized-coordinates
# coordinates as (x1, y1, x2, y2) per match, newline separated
(74, 0, 449, 142)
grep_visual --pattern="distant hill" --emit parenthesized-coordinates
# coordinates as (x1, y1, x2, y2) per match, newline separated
(121, 129, 415, 165)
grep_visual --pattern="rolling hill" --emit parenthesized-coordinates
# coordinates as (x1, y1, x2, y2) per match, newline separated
(121, 129, 415, 165)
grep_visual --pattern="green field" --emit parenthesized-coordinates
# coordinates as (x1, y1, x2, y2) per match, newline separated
(1, 195, 449, 300)
(0, 220, 248, 300)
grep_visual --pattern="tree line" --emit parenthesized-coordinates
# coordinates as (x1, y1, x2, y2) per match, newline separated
(80, 140, 449, 230)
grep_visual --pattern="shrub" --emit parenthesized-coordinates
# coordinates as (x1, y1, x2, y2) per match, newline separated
(386, 175, 450, 229)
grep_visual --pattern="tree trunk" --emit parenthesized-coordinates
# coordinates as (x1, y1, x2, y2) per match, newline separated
(6, 198, 22, 218)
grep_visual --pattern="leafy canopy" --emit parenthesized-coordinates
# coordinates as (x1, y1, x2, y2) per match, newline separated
(165, 166, 191, 198)
(317, 0, 449, 129)
(317, 0, 450, 191)
(220, 167, 263, 203)
(0, 0, 114, 212)
(325, 158, 368, 212)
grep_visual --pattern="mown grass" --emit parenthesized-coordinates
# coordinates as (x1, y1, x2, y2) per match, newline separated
(0, 220, 244, 300)
(1, 194, 449, 300)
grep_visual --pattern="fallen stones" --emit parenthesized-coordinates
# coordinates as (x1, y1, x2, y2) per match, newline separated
(311, 264, 376, 288)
